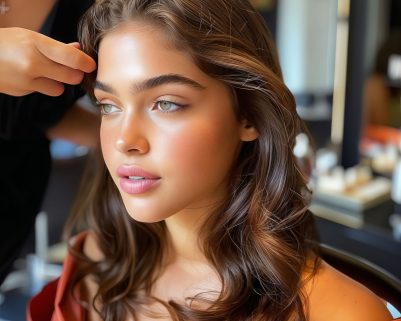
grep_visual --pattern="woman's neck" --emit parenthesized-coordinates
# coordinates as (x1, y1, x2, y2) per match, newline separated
(163, 185, 229, 265)
(152, 209, 222, 305)
(164, 209, 209, 265)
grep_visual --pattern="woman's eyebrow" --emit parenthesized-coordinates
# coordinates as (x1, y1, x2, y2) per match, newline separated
(94, 81, 116, 94)
(134, 74, 206, 92)
(94, 74, 206, 95)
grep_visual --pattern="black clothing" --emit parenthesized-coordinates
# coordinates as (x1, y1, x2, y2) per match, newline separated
(0, 0, 94, 285)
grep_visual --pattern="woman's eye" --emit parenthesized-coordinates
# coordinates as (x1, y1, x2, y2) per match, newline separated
(98, 103, 121, 115)
(155, 100, 184, 113)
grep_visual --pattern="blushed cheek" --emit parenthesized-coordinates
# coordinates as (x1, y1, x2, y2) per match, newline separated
(164, 124, 235, 178)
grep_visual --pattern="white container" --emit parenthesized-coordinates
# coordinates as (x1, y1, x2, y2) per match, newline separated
(392, 159, 401, 205)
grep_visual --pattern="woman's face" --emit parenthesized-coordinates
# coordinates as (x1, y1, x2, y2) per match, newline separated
(95, 22, 256, 223)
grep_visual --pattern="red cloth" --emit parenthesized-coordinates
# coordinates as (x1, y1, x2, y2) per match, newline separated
(26, 232, 87, 321)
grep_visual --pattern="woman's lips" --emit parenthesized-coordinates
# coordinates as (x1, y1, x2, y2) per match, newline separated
(119, 177, 160, 194)
(117, 165, 160, 195)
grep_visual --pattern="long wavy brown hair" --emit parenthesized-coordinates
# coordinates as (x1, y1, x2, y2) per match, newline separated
(65, 0, 319, 320)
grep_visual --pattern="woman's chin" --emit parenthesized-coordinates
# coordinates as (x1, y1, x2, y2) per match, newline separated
(125, 210, 167, 224)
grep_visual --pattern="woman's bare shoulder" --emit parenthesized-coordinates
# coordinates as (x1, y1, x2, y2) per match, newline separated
(305, 260, 393, 321)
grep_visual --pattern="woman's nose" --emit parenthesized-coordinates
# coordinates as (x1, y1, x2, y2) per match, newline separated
(114, 116, 150, 154)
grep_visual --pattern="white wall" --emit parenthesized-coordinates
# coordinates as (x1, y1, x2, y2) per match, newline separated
(277, 0, 338, 95)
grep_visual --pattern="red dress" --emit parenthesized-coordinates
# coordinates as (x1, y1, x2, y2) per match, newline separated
(27, 232, 87, 321)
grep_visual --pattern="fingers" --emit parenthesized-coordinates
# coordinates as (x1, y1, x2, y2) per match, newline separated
(37, 56, 85, 85)
(0, 29, 94, 96)
(35, 34, 96, 73)
(34, 38, 93, 88)
(67, 42, 81, 49)
(31, 77, 65, 96)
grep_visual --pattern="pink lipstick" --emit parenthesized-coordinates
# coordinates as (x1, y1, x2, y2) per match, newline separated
(117, 165, 160, 195)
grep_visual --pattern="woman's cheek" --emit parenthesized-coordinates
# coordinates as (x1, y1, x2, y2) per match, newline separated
(164, 125, 220, 171)
(100, 123, 115, 166)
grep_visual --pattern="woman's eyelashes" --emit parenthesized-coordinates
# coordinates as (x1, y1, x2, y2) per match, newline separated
(152, 100, 188, 113)
(97, 103, 121, 115)
(95, 99, 189, 116)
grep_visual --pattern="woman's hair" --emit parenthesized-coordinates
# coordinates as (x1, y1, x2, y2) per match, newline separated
(66, 0, 319, 320)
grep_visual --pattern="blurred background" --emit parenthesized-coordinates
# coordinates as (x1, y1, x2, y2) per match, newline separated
(254, 0, 401, 283)
(1, 0, 401, 320)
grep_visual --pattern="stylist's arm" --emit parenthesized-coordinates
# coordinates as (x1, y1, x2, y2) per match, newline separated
(0, 27, 96, 97)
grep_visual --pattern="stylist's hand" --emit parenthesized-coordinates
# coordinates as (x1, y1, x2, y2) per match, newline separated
(0, 27, 96, 96)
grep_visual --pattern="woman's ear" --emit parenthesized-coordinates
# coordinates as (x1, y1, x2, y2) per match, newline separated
(239, 119, 259, 142)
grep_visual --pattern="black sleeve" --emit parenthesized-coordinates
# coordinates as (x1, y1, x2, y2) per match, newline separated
(0, 84, 85, 140)
(0, 0, 94, 141)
